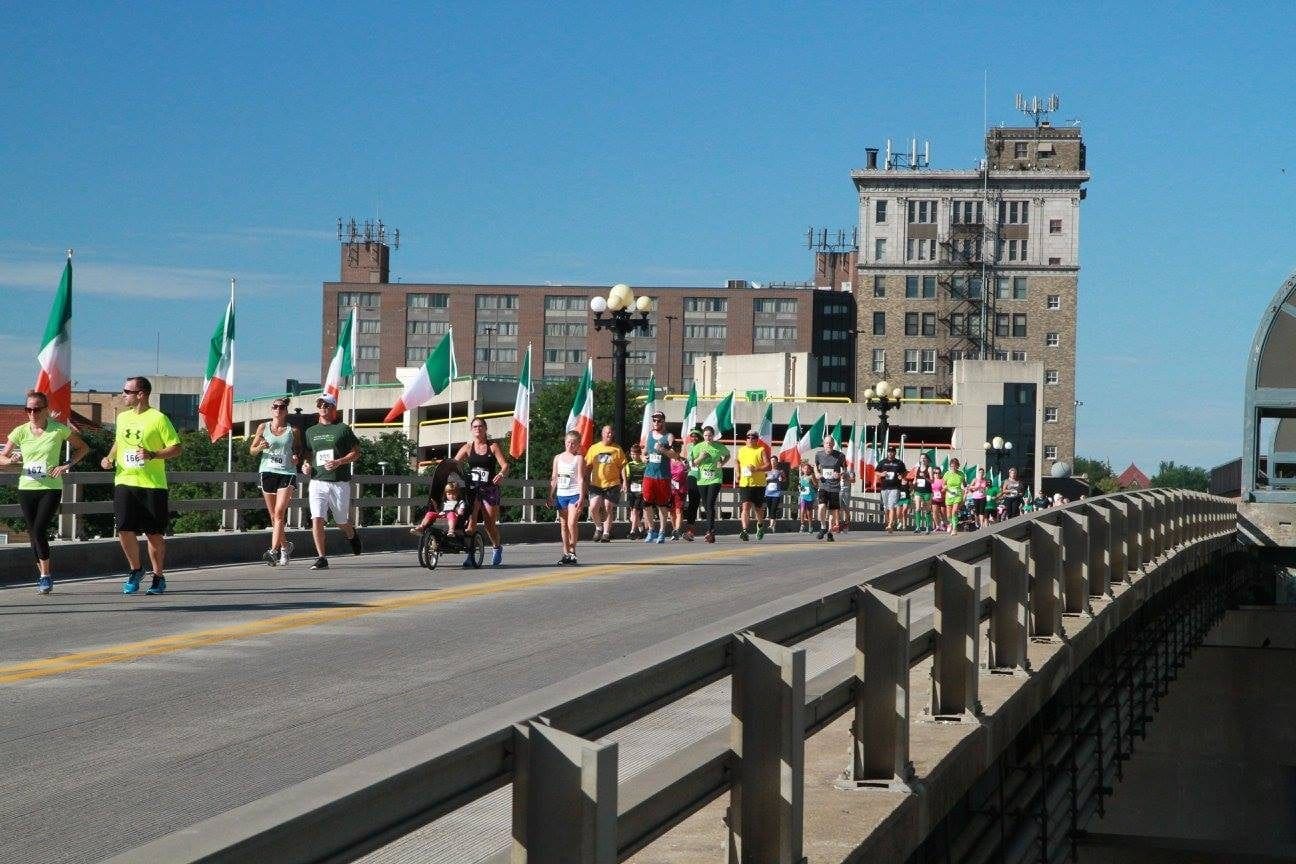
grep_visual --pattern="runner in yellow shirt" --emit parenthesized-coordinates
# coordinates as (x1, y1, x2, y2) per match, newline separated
(584, 425, 627, 542)
(735, 430, 771, 541)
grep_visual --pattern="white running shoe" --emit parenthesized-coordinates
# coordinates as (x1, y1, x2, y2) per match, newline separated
(279, 540, 294, 566)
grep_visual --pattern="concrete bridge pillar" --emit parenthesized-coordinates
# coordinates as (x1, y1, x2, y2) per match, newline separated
(1029, 521, 1064, 638)
(1106, 500, 1130, 582)
(932, 557, 982, 717)
(990, 536, 1030, 671)
(510, 721, 617, 864)
(1085, 503, 1113, 598)
(1061, 508, 1093, 615)
(849, 588, 912, 786)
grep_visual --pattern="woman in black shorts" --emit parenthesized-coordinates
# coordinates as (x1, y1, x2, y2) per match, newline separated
(454, 417, 510, 566)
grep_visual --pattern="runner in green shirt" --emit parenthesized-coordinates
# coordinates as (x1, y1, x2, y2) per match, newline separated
(625, 444, 648, 538)
(943, 458, 966, 535)
(689, 425, 730, 543)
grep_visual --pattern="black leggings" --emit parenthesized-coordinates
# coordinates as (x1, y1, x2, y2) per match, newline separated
(18, 489, 61, 562)
(684, 477, 701, 526)
(700, 483, 721, 534)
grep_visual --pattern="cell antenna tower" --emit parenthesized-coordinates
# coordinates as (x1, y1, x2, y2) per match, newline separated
(1014, 93, 1060, 127)
(806, 227, 858, 252)
(337, 217, 401, 250)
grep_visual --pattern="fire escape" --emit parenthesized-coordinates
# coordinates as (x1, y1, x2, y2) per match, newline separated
(937, 188, 1000, 395)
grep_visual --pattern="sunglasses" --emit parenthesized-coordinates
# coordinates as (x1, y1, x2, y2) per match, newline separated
(271, 403, 288, 410)
(122, 388, 141, 395)
(316, 402, 335, 410)
(24, 406, 43, 413)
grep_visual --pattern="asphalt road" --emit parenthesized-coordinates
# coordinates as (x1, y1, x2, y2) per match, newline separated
(0, 527, 938, 864)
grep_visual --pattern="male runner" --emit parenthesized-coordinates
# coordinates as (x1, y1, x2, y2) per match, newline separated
(584, 424, 627, 542)
(876, 445, 907, 533)
(813, 434, 848, 540)
(641, 411, 676, 544)
(735, 429, 771, 541)
(301, 394, 363, 569)
(101, 376, 182, 595)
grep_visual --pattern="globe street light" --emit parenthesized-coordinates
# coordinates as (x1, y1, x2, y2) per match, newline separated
(591, 284, 653, 446)
(862, 379, 904, 445)
(984, 437, 1013, 473)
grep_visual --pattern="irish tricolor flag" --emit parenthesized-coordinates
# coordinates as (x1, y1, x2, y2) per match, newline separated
(565, 358, 595, 453)
(796, 413, 827, 462)
(638, 372, 656, 447)
(681, 381, 698, 436)
(324, 307, 356, 401)
(509, 345, 532, 459)
(778, 408, 801, 466)
(198, 295, 235, 442)
(702, 390, 735, 435)
(757, 402, 773, 443)
(34, 255, 73, 421)
(385, 329, 456, 421)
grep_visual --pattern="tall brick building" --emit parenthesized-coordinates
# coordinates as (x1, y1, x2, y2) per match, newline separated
(851, 122, 1088, 468)
(323, 242, 856, 398)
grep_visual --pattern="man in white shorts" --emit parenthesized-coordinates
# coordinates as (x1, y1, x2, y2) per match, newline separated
(301, 394, 363, 569)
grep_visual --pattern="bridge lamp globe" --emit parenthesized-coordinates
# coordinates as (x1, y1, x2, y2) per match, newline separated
(992, 435, 1004, 450)
(875, 380, 889, 399)
(983, 441, 992, 451)
(589, 296, 608, 314)
(609, 283, 634, 311)
(1005, 441, 1013, 452)
(635, 295, 652, 313)
(891, 388, 902, 400)
(863, 388, 875, 400)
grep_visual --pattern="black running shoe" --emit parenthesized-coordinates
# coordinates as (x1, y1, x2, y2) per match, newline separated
(311, 557, 329, 570)
(349, 532, 363, 555)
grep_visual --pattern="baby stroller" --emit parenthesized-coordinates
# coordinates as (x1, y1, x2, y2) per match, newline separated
(416, 460, 487, 570)
(954, 501, 981, 533)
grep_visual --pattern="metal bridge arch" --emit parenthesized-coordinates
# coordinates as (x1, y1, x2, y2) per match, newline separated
(1241, 270, 1296, 546)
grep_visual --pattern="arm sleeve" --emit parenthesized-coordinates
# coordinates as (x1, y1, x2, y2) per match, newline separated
(158, 415, 181, 448)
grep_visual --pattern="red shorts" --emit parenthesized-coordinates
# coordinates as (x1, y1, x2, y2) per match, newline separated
(642, 475, 671, 506)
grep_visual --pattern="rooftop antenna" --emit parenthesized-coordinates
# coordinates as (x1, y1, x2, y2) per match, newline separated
(337, 217, 400, 250)
(1014, 93, 1060, 127)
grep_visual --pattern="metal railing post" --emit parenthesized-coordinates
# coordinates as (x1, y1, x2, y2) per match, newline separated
(728, 632, 806, 864)
(990, 535, 1030, 671)
(221, 479, 240, 532)
(1029, 521, 1064, 638)
(1061, 509, 1092, 615)
(931, 557, 982, 718)
(511, 721, 617, 864)
(351, 480, 363, 528)
(848, 588, 911, 786)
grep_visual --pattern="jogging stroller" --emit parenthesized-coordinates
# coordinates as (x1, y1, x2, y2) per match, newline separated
(953, 501, 981, 533)
(416, 459, 486, 570)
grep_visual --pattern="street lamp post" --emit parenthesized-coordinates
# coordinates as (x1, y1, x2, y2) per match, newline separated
(377, 460, 390, 526)
(591, 284, 653, 447)
(983, 436, 1013, 474)
(664, 314, 678, 391)
(862, 379, 904, 445)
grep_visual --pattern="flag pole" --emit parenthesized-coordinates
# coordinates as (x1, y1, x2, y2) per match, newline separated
(227, 278, 236, 474)
(524, 342, 532, 485)
(64, 248, 74, 460)
(348, 307, 358, 426)
(447, 325, 454, 459)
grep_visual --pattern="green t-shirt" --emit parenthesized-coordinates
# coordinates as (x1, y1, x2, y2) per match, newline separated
(114, 408, 180, 489)
(8, 421, 71, 491)
(305, 422, 360, 482)
(690, 441, 729, 486)
(943, 470, 966, 499)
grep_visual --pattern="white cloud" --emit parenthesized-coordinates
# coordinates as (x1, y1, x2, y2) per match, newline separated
(0, 253, 298, 300)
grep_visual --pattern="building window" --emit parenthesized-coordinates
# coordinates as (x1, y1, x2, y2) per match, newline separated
(922, 312, 936, 337)
(544, 295, 586, 311)
(544, 322, 588, 337)
(1045, 369, 1059, 385)
(999, 200, 1030, 224)
(1013, 276, 1027, 299)
(755, 325, 797, 340)
(753, 298, 797, 314)
(356, 345, 380, 360)
(338, 291, 379, 308)
(1012, 314, 1027, 338)
(1049, 219, 1063, 234)
(684, 297, 728, 313)
(820, 329, 849, 341)
(406, 293, 448, 309)
(544, 348, 585, 364)
(994, 350, 1009, 360)
(475, 347, 518, 364)
(874, 238, 886, 261)
(354, 372, 379, 385)
(408, 320, 449, 336)
(406, 347, 429, 365)
(872, 275, 886, 298)
(948, 348, 963, 373)
(1046, 331, 1060, 348)
(1045, 407, 1058, 422)
(1011, 350, 1027, 361)
(872, 311, 885, 335)
(478, 321, 519, 336)
(903, 386, 919, 399)
(952, 200, 983, 224)
(626, 350, 656, 365)
(905, 312, 919, 336)
(476, 294, 518, 310)
(995, 277, 1010, 299)
(920, 276, 935, 298)
(1002, 239, 1028, 261)
(907, 200, 937, 223)
(683, 324, 727, 339)
(357, 318, 380, 334)
(1044, 445, 1058, 460)
(967, 315, 981, 338)
(871, 348, 885, 374)
(906, 238, 935, 261)
(1048, 257, 1062, 266)
(949, 313, 964, 336)
(905, 276, 919, 298)
(995, 313, 1010, 337)
(904, 349, 919, 373)
(1014, 142, 1028, 158)
(1047, 294, 1061, 310)
(875, 200, 887, 223)
(921, 349, 936, 374)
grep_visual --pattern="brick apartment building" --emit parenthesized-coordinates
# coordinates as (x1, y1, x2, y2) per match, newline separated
(322, 240, 856, 398)
(851, 121, 1088, 467)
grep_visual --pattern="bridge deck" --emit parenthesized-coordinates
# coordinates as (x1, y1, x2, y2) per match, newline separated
(0, 529, 934, 864)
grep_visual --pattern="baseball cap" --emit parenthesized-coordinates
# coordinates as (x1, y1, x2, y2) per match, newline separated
(316, 394, 338, 407)
(651, 410, 665, 420)
(746, 430, 759, 438)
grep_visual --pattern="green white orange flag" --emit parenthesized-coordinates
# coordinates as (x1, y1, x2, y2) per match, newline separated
(34, 255, 73, 421)
(777, 407, 801, 465)
(323, 307, 356, 401)
(384, 328, 456, 421)
(830, 418, 843, 446)
(509, 345, 532, 459)
(680, 380, 698, 437)
(796, 413, 827, 461)
(565, 358, 595, 453)
(702, 390, 735, 435)
(638, 372, 656, 447)
(757, 402, 774, 443)
(198, 295, 236, 442)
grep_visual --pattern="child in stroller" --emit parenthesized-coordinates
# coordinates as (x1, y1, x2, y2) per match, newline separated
(413, 459, 486, 569)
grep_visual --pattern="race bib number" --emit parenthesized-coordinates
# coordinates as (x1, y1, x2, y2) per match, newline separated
(597, 453, 611, 464)
(630, 482, 642, 492)
(23, 462, 47, 479)
(821, 468, 837, 480)
(741, 466, 753, 477)
(700, 467, 718, 482)
(884, 471, 896, 481)
(441, 500, 457, 512)
(765, 481, 779, 494)
(915, 478, 927, 489)
(267, 452, 286, 467)
(647, 453, 662, 464)
(123, 449, 148, 469)
(470, 467, 491, 484)
(314, 449, 334, 468)
(671, 479, 680, 491)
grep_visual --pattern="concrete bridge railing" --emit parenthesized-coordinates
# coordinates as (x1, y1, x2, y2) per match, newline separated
(103, 490, 1237, 864)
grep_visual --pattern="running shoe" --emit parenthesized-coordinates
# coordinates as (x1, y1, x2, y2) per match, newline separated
(593, 526, 603, 542)
(462, 553, 474, 568)
(705, 532, 715, 543)
(756, 525, 765, 541)
(644, 531, 658, 543)
(655, 533, 666, 544)
(684, 529, 694, 542)
(280, 540, 294, 566)
(600, 533, 611, 543)
(740, 530, 749, 541)
(826, 532, 834, 542)
(491, 546, 503, 566)
(36, 576, 53, 595)
(670, 531, 681, 542)
(310, 557, 329, 570)
(568, 554, 579, 565)
(122, 569, 143, 594)
(145, 575, 167, 595)
(768, 522, 777, 533)
(349, 532, 363, 556)
(263, 548, 279, 566)
(817, 528, 827, 540)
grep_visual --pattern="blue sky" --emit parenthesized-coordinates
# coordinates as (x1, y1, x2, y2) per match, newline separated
(3, 2, 1295, 471)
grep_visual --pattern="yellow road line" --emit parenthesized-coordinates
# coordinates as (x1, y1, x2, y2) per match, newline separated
(0, 541, 821, 685)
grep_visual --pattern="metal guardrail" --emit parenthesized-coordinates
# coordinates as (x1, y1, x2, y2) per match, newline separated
(103, 490, 1236, 864)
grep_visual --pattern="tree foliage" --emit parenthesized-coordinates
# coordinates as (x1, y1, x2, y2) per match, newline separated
(502, 379, 645, 479)
(1150, 460, 1209, 492)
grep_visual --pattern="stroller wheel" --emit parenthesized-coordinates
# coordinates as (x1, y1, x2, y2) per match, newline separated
(419, 529, 441, 570)
(469, 531, 486, 569)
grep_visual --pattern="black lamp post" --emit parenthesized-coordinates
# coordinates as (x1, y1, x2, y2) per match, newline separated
(591, 284, 653, 447)
(984, 436, 1013, 473)
(863, 379, 904, 445)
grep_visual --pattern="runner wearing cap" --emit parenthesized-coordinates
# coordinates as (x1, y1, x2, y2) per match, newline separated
(735, 429, 771, 541)
(876, 445, 906, 534)
(302, 393, 363, 569)
(689, 425, 729, 543)
(682, 427, 702, 540)
(249, 396, 303, 566)
(641, 411, 675, 544)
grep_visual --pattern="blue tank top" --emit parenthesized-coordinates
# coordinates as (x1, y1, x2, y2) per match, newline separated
(259, 425, 296, 475)
(644, 431, 672, 479)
